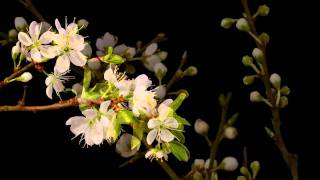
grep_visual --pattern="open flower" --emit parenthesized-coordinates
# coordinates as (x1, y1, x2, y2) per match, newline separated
(18, 21, 56, 62)
(53, 19, 87, 73)
(45, 68, 74, 99)
(131, 74, 157, 117)
(142, 43, 167, 71)
(146, 99, 179, 145)
(99, 100, 118, 143)
(145, 148, 168, 161)
(104, 65, 133, 97)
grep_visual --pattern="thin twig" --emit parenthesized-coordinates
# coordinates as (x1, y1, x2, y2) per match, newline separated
(18, 0, 45, 21)
(205, 93, 232, 180)
(166, 53, 187, 92)
(17, 85, 28, 106)
(240, 1, 299, 179)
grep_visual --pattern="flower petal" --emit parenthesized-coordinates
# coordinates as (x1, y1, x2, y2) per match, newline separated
(39, 46, 59, 59)
(39, 31, 54, 44)
(146, 129, 158, 145)
(53, 80, 65, 93)
(82, 109, 97, 119)
(103, 32, 117, 47)
(66, 23, 78, 36)
(147, 118, 161, 129)
(55, 19, 65, 34)
(144, 43, 157, 56)
(104, 68, 117, 83)
(46, 84, 53, 99)
(134, 74, 151, 90)
(164, 117, 179, 129)
(55, 54, 70, 73)
(113, 44, 128, 55)
(66, 116, 87, 136)
(69, 51, 87, 67)
(160, 129, 175, 142)
(69, 34, 85, 51)
(96, 38, 105, 51)
(18, 32, 32, 46)
(89, 125, 104, 145)
(29, 21, 40, 41)
(100, 101, 111, 113)
(30, 48, 42, 62)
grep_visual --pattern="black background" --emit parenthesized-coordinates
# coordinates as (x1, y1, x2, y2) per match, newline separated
(0, 0, 312, 179)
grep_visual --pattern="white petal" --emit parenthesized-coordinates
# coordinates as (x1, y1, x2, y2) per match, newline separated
(113, 44, 128, 55)
(104, 68, 117, 83)
(18, 32, 32, 46)
(100, 115, 110, 127)
(45, 75, 53, 86)
(89, 125, 104, 145)
(66, 23, 78, 36)
(69, 34, 85, 51)
(53, 80, 65, 93)
(158, 99, 173, 113)
(69, 51, 86, 67)
(96, 38, 105, 51)
(30, 48, 42, 62)
(96, 50, 105, 57)
(134, 74, 151, 89)
(84, 129, 94, 146)
(99, 101, 111, 113)
(39, 46, 58, 59)
(29, 21, 40, 41)
(46, 84, 53, 99)
(160, 129, 175, 142)
(164, 117, 179, 129)
(66, 116, 87, 136)
(144, 43, 157, 56)
(144, 55, 161, 71)
(147, 119, 161, 129)
(146, 129, 158, 145)
(55, 55, 70, 73)
(39, 31, 54, 44)
(103, 32, 117, 47)
(82, 109, 97, 119)
(55, 19, 65, 34)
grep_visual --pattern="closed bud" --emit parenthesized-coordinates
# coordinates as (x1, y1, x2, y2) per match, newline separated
(224, 126, 238, 140)
(16, 72, 32, 82)
(252, 48, 264, 63)
(279, 96, 288, 108)
(72, 83, 83, 96)
(157, 51, 168, 60)
(154, 85, 166, 99)
(81, 43, 92, 58)
(257, 4, 270, 16)
(240, 166, 250, 176)
(194, 119, 209, 136)
(259, 32, 270, 45)
(182, 51, 187, 60)
(280, 86, 290, 95)
(40, 21, 51, 34)
(8, 29, 18, 40)
(193, 159, 205, 170)
(221, 18, 236, 29)
(221, 157, 239, 171)
(264, 126, 275, 138)
(88, 58, 101, 70)
(14, 17, 27, 31)
(270, 73, 281, 89)
(243, 75, 256, 85)
(250, 161, 260, 178)
(11, 42, 20, 60)
(242, 55, 253, 66)
(77, 19, 89, 29)
(236, 18, 250, 32)
(153, 62, 167, 81)
(237, 176, 247, 180)
(250, 91, 263, 102)
(183, 66, 198, 76)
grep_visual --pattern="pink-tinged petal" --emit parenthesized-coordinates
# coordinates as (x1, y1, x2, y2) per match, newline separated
(164, 117, 179, 129)
(134, 74, 151, 89)
(69, 51, 87, 67)
(30, 48, 42, 62)
(96, 50, 105, 57)
(90, 125, 104, 145)
(147, 118, 161, 129)
(144, 55, 161, 71)
(66, 116, 87, 136)
(113, 44, 128, 55)
(99, 101, 111, 113)
(160, 129, 175, 142)
(39, 46, 59, 59)
(66, 23, 78, 35)
(84, 129, 94, 146)
(96, 38, 105, 51)
(144, 43, 157, 56)
(18, 32, 32, 46)
(45, 75, 53, 86)
(82, 109, 97, 119)
(39, 31, 54, 44)
(53, 80, 65, 93)
(103, 32, 117, 47)
(46, 84, 53, 99)
(55, 19, 65, 34)
(55, 55, 70, 73)
(29, 21, 39, 41)
(146, 129, 158, 145)
(69, 34, 85, 51)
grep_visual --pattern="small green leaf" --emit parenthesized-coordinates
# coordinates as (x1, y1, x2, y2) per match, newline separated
(133, 121, 145, 140)
(173, 113, 190, 126)
(227, 112, 239, 125)
(117, 110, 138, 125)
(168, 141, 190, 162)
(82, 68, 92, 91)
(102, 47, 125, 64)
(170, 92, 187, 111)
(131, 135, 141, 150)
(171, 130, 185, 144)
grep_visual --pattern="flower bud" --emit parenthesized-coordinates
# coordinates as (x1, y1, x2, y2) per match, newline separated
(236, 18, 250, 32)
(81, 43, 92, 58)
(11, 42, 20, 60)
(182, 51, 187, 60)
(243, 75, 255, 85)
(250, 91, 263, 102)
(280, 85, 290, 95)
(125, 47, 136, 58)
(155, 85, 166, 99)
(116, 133, 138, 158)
(252, 48, 264, 63)
(153, 62, 167, 81)
(242, 55, 253, 66)
(77, 19, 89, 29)
(40, 21, 51, 34)
(270, 73, 281, 89)
(88, 58, 101, 70)
(224, 126, 238, 140)
(8, 29, 18, 40)
(144, 43, 158, 56)
(193, 159, 205, 170)
(240, 166, 250, 176)
(205, 159, 218, 170)
(221, 157, 239, 171)
(72, 83, 83, 96)
(194, 119, 209, 136)
(16, 72, 32, 82)
(264, 126, 275, 138)
(193, 171, 203, 180)
(279, 96, 288, 108)
(259, 32, 270, 45)
(237, 176, 247, 180)
(157, 51, 168, 60)
(257, 4, 270, 16)
(183, 66, 198, 76)
(14, 17, 27, 31)
(221, 18, 236, 29)
(250, 161, 260, 178)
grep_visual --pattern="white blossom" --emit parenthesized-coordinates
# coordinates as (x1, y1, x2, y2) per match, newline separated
(45, 68, 73, 99)
(145, 148, 168, 161)
(104, 65, 133, 97)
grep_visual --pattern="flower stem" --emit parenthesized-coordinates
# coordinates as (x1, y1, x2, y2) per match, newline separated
(205, 93, 232, 180)
(240, 0, 299, 179)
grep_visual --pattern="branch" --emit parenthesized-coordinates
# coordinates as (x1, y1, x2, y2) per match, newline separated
(18, 0, 45, 21)
(0, 62, 35, 90)
(0, 97, 79, 111)
(166, 52, 187, 92)
(240, 1, 299, 180)
(205, 93, 231, 180)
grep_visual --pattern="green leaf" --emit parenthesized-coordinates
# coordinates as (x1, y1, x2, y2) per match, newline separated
(82, 68, 92, 91)
(170, 92, 188, 111)
(171, 130, 185, 144)
(102, 47, 125, 64)
(173, 113, 190, 126)
(117, 110, 138, 125)
(227, 112, 239, 125)
(133, 121, 145, 140)
(168, 141, 190, 162)
(131, 135, 141, 150)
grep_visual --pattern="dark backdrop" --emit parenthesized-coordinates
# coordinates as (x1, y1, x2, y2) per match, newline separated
(0, 0, 312, 179)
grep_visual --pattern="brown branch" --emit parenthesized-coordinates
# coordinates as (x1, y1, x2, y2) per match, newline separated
(205, 93, 231, 180)
(240, 1, 299, 180)
(17, 85, 28, 106)
(0, 97, 79, 112)
(18, 0, 45, 21)
(0, 62, 35, 90)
